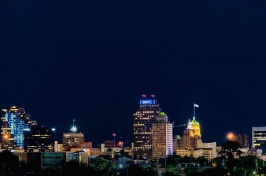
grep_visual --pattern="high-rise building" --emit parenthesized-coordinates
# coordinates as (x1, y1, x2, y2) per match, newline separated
(176, 117, 202, 151)
(152, 112, 173, 159)
(133, 94, 161, 159)
(175, 115, 217, 160)
(252, 127, 266, 155)
(1, 106, 31, 149)
(24, 125, 55, 152)
(63, 120, 84, 150)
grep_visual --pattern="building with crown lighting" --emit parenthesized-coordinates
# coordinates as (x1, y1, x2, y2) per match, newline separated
(1, 106, 31, 149)
(175, 115, 217, 160)
(152, 112, 173, 159)
(133, 94, 161, 159)
(63, 120, 84, 150)
(176, 117, 202, 151)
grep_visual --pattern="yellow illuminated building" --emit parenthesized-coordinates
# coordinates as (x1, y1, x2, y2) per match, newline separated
(187, 117, 201, 137)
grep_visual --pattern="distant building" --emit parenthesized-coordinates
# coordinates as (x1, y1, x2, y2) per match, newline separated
(1, 106, 31, 149)
(175, 115, 216, 160)
(152, 112, 173, 159)
(104, 140, 115, 148)
(66, 151, 88, 164)
(227, 132, 249, 148)
(252, 127, 266, 155)
(236, 134, 249, 148)
(42, 152, 65, 169)
(176, 117, 203, 152)
(81, 142, 92, 149)
(24, 125, 55, 152)
(133, 94, 161, 159)
(63, 120, 84, 149)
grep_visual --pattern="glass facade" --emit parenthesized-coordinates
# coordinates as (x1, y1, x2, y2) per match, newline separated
(1, 106, 30, 149)
(24, 125, 55, 152)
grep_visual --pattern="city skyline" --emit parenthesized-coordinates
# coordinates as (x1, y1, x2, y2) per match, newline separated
(0, 98, 254, 147)
(2, 0, 266, 148)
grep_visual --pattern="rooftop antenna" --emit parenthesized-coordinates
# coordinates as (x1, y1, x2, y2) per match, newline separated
(70, 119, 77, 133)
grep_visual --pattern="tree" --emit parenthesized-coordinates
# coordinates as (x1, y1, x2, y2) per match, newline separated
(219, 140, 241, 172)
(0, 150, 20, 176)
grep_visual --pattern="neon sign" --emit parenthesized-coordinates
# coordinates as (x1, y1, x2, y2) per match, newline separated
(139, 100, 156, 105)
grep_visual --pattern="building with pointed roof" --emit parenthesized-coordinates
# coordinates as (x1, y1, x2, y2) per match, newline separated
(175, 115, 217, 160)
(187, 117, 201, 138)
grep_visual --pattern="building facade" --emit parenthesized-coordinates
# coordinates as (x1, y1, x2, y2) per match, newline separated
(133, 94, 161, 159)
(152, 112, 173, 159)
(1, 106, 31, 149)
(24, 125, 55, 152)
(63, 121, 84, 150)
(176, 117, 202, 151)
(252, 127, 266, 155)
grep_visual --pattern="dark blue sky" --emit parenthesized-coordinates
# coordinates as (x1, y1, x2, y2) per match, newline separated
(1, 0, 266, 146)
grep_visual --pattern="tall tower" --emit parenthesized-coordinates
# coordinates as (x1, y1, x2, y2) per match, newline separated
(152, 112, 173, 159)
(1, 106, 30, 149)
(133, 94, 161, 159)
(176, 116, 202, 152)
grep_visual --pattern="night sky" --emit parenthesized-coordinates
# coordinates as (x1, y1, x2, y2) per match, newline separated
(1, 0, 266, 147)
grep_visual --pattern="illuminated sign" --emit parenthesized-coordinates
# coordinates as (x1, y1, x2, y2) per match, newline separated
(139, 100, 156, 105)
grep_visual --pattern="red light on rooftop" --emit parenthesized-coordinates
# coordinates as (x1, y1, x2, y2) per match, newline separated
(142, 94, 146, 98)
(151, 94, 155, 98)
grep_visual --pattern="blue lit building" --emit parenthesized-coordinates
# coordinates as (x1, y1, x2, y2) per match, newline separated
(133, 94, 161, 159)
(1, 106, 31, 149)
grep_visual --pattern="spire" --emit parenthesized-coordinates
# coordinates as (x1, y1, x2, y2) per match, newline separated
(70, 119, 77, 132)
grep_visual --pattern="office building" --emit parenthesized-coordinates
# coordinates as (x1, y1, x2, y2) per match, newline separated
(24, 125, 55, 152)
(252, 127, 266, 155)
(63, 120, 84, 150)
(133, 94, 161, 159)
(1, 106, 31, 149)
(152, 112, 173, 159)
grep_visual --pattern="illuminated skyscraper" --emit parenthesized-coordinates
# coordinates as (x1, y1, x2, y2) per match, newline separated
(176, 116, 203, 152)
(152, 112, 173, 159)
(252, 127, 266, 154)
(133, 94, 161, 159)
(1, 106, 31, 149)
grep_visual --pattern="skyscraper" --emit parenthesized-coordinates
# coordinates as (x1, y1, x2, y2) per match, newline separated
(24, 125, 55, 152)
(133, 94, 161, 159)
(152, 112, 173, 159)
(176, 117, 202, 151)
(1, 106, 31, 149)
(252, 127, 266, 155)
